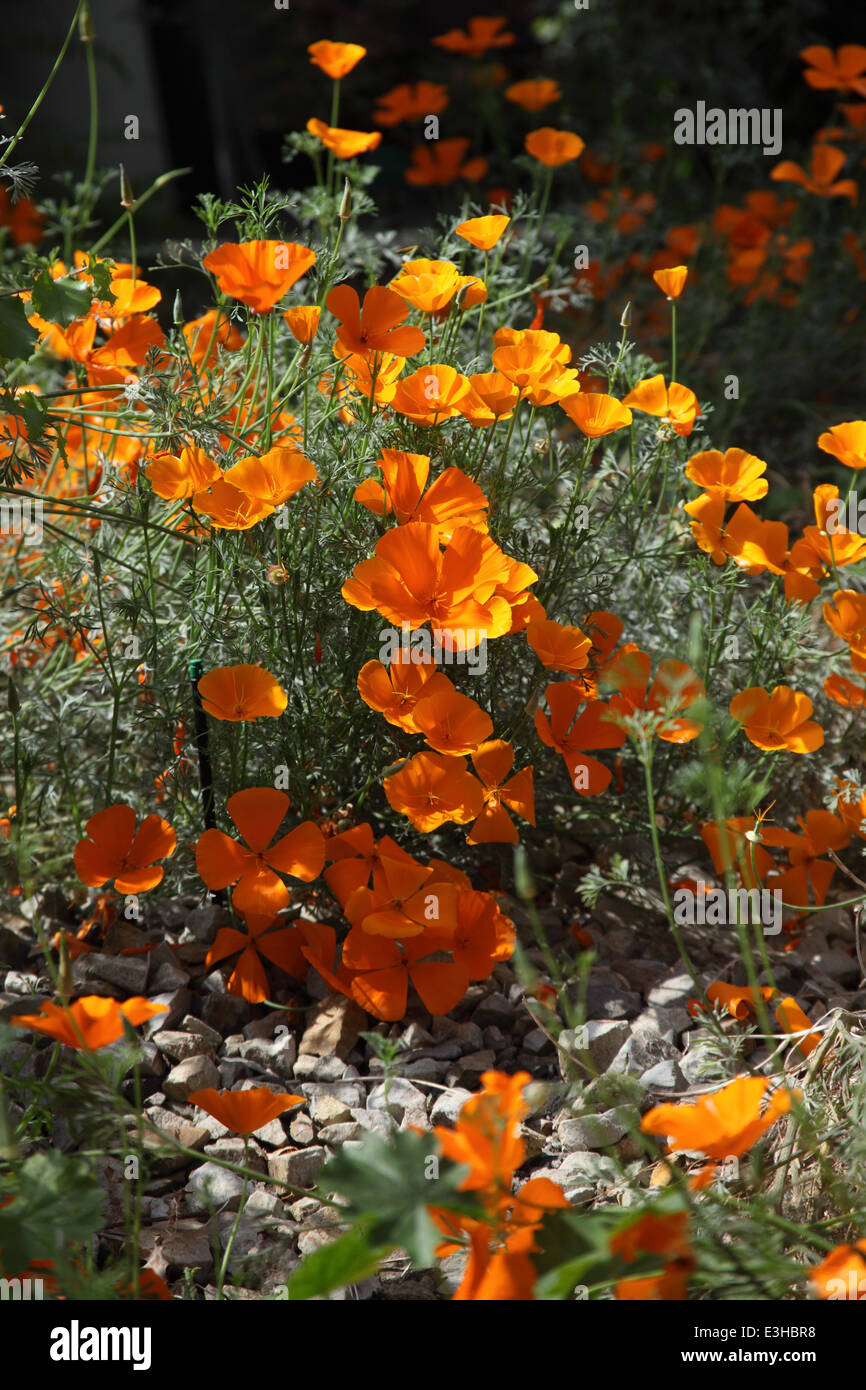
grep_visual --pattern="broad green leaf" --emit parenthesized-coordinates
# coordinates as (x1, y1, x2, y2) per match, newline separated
(0, 295, 37, 362)
(30, 269, 92, 328)
(287, 1224, 392, 1301)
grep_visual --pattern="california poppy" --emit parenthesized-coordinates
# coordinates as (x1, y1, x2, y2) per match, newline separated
(817, 420, 866, 470)
(525, 128, 585, 167)
(775, 997, 821, 1059)
(197, 664, 287, 722)
(147, 446, 221, 501)
(771, 144, 857, 202)
(560, 392, 632, 437)
(527, 618, 592, 674)
(384, 751, 485, 831)
(411, 682, 494, 755)
(652, 265, 688, 299)
(432, 17, 515, 58)
(374, 82, 449, 127)
(188, 1086, 306, 1134)
(458, 372, 520, 426)
(223, 446, 318, 507)
(74, 804, 176, 893)
(195, 787, 325, 916)
(306, 119, 382, 160)
(405, 140, 488, 187)
(389, 259, 462, 313)
(684, 447, 768, 502)
(642, 1076, 796, 1160)
(326, 284, 425, 359)
(282, 305, 321, 344)
(605, 649, 705, 743)
(455, 215, 510, 251)
(801, 45, 866, 96)
(505, 79, 561, 112)
(203, 241, 316, 314)
(353, 450, 488, 537)
(622, 374, 699, 436)
(357, 652, 452, 732)
(12, 995, 167, 1050)
(389, 365, 473, 425)
(466, 740, 535, 844)
(729, 685, 824, 753)
(192, 477, 274, 530)
(534, 686, 626, 794)
(307, 40, 366, 79)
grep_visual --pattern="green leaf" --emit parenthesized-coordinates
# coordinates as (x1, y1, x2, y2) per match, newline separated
(286, 1224, 392, 1301)
(0, 295, 37, 362)
(0, 1151, 104, 1275)
(30, 269, 92, 328)
(316, 1127, 478, 1269)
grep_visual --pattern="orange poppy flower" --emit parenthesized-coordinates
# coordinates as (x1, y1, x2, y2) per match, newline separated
(357, 652, 451, 732)
(700, 815, 776, 891)
(492, 326, 570, 384)
(535, 687, 626, 794)
(525, 128, 585, 167)
(466, 740, 535, 844)
(605, 649, 705, 743)
(192, 477, 274, 530)
(331, 346, 406, 406)
(342, 521, 531, 646)
(652, 265, 688, 299)
(74, 804, 176, 893)
(823, 588, 866, 658)
(817, 420, 866, 470)
(12, 995, 167, 1050)
(458, 371, 520, 426)
(384, 751, 485, 832)
(622, 374, 699, 436)
(455, 214, 510, 250)
(337, 928, 456, 1020)
(307, 40, 366, 79)
(195, 787, 325, 916)
(353, 450, 488, 537)
(432, 17, 515, 58)
(698, 980, 776, 1022)
(684, 447, 768, 502)
(824, 673, 866, 707)
(390, 365, 472, 424)
(560, 392, 632, 437)
(729, 685, 824, 754)
(326, 284, 425, 359)
(389, 258, 462, 313)
(776, 997, 821, 1059)
(810, 1242, 866, 1299)
(801, 45, 866, 96)
(146, 446, 221, 501)
(526, 618, 592, 674)
(567, 610, 625, 700)
(0, 187, 44, 245)
(188, 1086, 305, 1134)
(405, 139, 488, 187)
(411, 682, 494, 755)
(787, 484, 866, 580)
(182, 310, 244, 368)
(343, 859, 458, 942)
(197, 664, 287, 722)
(223, 446, 318, 507)
(203, 241, 316, 314)
(612, 1211, 694, 1302)
(505, 79, 561, 111)
(759, 809, 849, 910)
(642, 1076, 796, 1160)
(374, 82, 449, 127)
(206, 911, 307, 1002)
(282, 305, 321, 344)
(770, 144, 857, 202)
(306, 118, 382, 159)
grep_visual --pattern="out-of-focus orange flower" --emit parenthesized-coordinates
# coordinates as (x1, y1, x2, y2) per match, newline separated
(685, 447, 768, 502)
(818, 420, 866, 469)
(390, 364, 472, 423)
(652, 265, 688, 298)
(195, 787, 325, 916)
(622, 374, 699, 436)
(825, 673, 866, 707)
(455, 214, 510, 250)
(384, 751, 485, 832)
(354, 449, 488, 537)
(696, 980, 776, 1022)
(525, 128, 585, 167)
(606, 649, 705, 743)
(147, 446, 221, 501)
(800, 45, 866, 95)
(374, 82, 448, 126)
(729, 685, 824, 753)
(206, 911, 307, 1002)
(642, 1076, 796, 1159)
(701, 815, 775, 891)
(466, 740, 535, 844)
(776, 997, 822, 1059)
(613, 1211, 694, 1301)
(182, 309, 244, 368)
(74, 805, 176, 893)
(405, 139, 487, 186)
(12, 996, 167, 1050)
(306, 118, 382, 159)
(432, 17, 515, 58)
(505, 79, 561, 111)
(282, 305, 321, 343)
(771, 144, 858, 202)
(560, 392, 632, 437)
(326, 283, 425, 358)
(203, 240, 316, 313)
(188, 1086, 306, 1133)
(810, 1242, 866, 1299)
(824, 588, 866, 660)
(197, 664, 287, 722)
(307, 41, 366, 79)
(0, 187, 44, 245)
